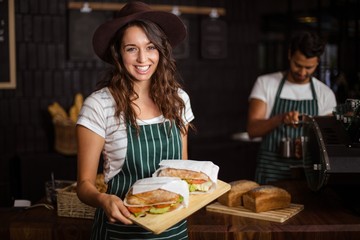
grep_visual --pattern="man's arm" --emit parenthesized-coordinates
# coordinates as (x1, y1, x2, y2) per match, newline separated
(246, 98, 284, 139)
(247, 98, 301, 139)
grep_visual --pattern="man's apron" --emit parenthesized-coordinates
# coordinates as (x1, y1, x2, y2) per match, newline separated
(255, 75, 318, 184)
(91, 121, 188, 240)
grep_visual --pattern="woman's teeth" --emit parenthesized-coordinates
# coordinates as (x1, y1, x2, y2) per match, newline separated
(136, 65, 150, 71)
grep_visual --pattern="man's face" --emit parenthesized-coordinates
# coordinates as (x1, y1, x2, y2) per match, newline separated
(288, 50, 319, 84)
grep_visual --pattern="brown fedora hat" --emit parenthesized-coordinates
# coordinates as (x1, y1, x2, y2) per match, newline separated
(92, 1, 187, 63)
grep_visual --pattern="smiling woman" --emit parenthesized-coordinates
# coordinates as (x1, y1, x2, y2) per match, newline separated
(0, 0, 16, 89)
(75, 2, 195, 239)
(120, 24, 159, 83)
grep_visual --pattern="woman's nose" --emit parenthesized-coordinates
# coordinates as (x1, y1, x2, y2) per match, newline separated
(137, 50, 147, 62)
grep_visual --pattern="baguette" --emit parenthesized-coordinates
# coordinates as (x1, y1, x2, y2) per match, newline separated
(242, 185, 291, 213)
(217, 180, 259, 207)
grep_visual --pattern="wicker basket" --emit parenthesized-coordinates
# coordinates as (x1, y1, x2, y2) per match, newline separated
(57, 184, 96, 219)
(53, 119, 77, 155)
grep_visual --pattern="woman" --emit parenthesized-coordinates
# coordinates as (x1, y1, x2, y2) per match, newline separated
(76, 2, 194, 239)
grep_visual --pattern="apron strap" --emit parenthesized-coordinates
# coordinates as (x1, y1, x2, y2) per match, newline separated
(269, 72, 287, 117)
(270, 72, 318, 117)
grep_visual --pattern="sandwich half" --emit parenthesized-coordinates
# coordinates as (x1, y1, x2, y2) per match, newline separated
(125, 188, 184, 217)
(123, 177, 189, 217)
(157, 168, 213, 192)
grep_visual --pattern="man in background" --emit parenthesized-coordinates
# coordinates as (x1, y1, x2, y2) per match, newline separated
(247, 31, 337, 184)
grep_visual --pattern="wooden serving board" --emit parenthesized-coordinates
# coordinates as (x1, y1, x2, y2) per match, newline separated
(206, 202, 304, 223)
(129, 180, 230, 234)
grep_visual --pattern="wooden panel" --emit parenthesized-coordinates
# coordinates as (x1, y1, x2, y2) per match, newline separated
(10, 222, 53, 240)
(67, 2, 226, 16)
(0, 0, 16, 89)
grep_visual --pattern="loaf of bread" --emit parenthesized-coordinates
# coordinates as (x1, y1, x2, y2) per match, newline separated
(242, 185, 291, 213)
(217, 180, 259, 207)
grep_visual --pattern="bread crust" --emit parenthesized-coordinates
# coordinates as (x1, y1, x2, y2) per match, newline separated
(158, 168, 209, 180)
(126, 189, 180, 206)
(217, 180, 259, 207)
(242, 185, 291, 212)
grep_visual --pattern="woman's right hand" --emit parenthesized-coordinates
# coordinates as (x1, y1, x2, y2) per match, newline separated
(77, 126, 132, 224)
(100, 193, 133, 225)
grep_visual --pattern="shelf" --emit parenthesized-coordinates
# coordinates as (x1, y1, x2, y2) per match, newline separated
(67, 2, 226, 16)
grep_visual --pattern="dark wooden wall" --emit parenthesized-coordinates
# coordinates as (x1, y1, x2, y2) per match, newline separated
(0, 0, 359, 206)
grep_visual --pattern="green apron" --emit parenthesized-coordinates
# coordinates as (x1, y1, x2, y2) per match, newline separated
(91, 120, 188, 240)
(255, 74, 318, 184)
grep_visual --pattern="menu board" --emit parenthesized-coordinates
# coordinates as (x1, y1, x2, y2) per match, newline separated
(0, 0, 16, 89)
(68, 10, 112, 60)
(201, 17, 227, 59)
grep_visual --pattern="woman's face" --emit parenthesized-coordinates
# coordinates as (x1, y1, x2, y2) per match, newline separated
(120, 25, 159, 82)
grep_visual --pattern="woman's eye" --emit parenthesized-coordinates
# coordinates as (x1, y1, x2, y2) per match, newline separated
(125, 47, 136, 52)
(148, 45, 156, 50)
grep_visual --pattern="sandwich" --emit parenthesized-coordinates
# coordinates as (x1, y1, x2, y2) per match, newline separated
(125, 188, 184, 217)
(154, 160, 219, 193)
(124, 177, 189, 217)
(157, 168, 213, 192)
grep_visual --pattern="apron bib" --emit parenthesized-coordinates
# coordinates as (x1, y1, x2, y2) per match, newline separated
(255, 74, 318, 184)
(91, 121, 188, 240)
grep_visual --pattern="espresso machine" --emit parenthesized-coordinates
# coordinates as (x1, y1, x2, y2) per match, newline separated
(302, 114, 360, 192)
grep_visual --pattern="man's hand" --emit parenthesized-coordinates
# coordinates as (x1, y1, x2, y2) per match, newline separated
(283, 111, 300, 127)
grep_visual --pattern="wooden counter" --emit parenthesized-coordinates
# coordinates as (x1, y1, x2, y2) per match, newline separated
(188, 180, 360, 240)
(1, 180, 360, 240)
(0, 207, 93, 240)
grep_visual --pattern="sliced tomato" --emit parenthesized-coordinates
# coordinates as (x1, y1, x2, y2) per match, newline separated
(153, 204, 171, 209)
(187, 179, 207, 184)
(127, 206, 151, 214)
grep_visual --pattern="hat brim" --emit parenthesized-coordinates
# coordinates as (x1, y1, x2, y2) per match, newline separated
(93, 11, 186, 63)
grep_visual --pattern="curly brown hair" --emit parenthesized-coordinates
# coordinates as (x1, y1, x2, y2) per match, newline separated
(96, 19, 192, 135)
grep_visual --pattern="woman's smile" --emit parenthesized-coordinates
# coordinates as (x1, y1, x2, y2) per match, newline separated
(121, 25, 159, 82)
(135, 65, 151, 73)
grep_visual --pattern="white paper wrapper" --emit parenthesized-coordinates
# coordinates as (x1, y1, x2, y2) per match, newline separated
(152, 160, 220, 192)
(128, 177, 189, 207)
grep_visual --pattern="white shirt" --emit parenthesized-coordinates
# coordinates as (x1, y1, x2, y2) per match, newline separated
(249, 71, 337, 118)
(77, 87, 194, 182)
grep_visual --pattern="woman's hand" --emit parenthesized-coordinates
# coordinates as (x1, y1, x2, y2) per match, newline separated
(100, 193, 133, 225)
(77, 126, 133, 225)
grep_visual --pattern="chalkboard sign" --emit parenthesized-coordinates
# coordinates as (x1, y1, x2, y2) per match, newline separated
(201, 18, 227, 59)
(0, 0, 16, 89)
(68, 10, 112, 60)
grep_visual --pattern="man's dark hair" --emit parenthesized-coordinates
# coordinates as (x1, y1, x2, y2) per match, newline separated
(289, 31, 325, 58)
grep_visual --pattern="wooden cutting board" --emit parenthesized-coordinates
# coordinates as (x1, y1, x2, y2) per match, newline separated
(129, 180, 230, 234)
(206, 202, 304, 223)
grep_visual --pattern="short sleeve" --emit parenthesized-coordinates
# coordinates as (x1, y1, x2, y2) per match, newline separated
(178, 89, 195, 124)
(249, 76, 267, 103)
(77, 91, 108, 138)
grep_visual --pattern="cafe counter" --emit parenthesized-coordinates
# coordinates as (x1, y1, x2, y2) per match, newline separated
(188, 180, 360, 240)
(1, 180, 360, 240)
